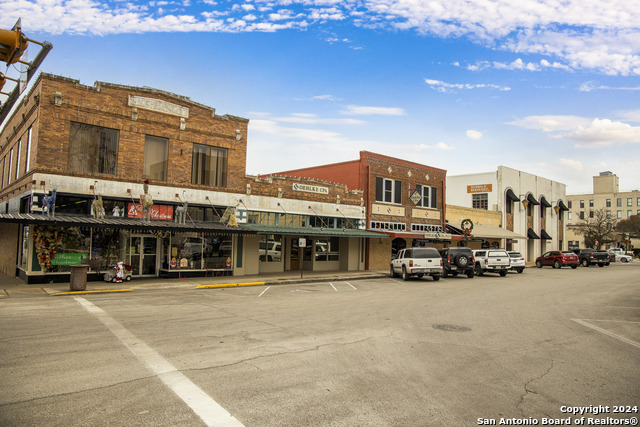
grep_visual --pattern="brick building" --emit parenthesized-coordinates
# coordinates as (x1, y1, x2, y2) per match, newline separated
(263, 152, 463, 270)
(0, 74, 381, 283)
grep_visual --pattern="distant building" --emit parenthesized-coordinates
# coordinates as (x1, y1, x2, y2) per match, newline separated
(566, 171, 640, 251)
(447, 166, 569, 262)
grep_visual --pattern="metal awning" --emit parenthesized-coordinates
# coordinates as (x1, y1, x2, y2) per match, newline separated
(527, 228, 540, 239)
(505, 189, 519, 202)
(540, 229, 553, 240)
(239, 223, 388, 238)
(470, 224, 527, 240)
(540, 196, 552, 208)
(0, 213, 251, 234)
(527, 194, 540, 206)
(558, 200, 569, 211)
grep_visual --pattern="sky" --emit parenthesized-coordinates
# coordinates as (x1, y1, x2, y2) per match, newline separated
(1, 0, 640, 195)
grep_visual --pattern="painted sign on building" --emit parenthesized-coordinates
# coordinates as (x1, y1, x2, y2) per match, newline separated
(467, 184, 492, 193)
(292, 183, 329, 195)
(127, 203, 173, 220)
(371, 203, 405, 217)
(411, 208, 441, 220)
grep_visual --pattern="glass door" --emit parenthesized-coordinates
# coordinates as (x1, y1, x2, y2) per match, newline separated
(129, 235, 158, 276)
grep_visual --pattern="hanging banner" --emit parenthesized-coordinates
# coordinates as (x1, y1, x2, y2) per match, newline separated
(127, 203, 173, 220)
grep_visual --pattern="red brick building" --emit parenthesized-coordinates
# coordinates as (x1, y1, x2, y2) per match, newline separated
(0, 74, 381, 283)
(264, 152, 463, 270)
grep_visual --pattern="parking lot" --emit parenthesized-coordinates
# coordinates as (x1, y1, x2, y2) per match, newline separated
(1, 263, 638, 426)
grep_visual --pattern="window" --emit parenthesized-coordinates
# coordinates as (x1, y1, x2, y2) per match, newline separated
(15, 139, 21, 180)
(628, 198, 633, 207)
(617, 198, 622, 207)
(472, 193, 488, 210)
(579, 200, 584, 208)
(68, 122, 119, 175)
(315, 237, 339, 261)
(589, 210, 594, 218)
(8, 148, 13, 185)
(589, 199, 594, 207)
(191, 144, 227, 187)
(259, 235, 282, 262)
(628, 210, 633, 218)
(567, 212, 572, 220)
(375, 177, 402, 204)
(617, 210, 622, 219)
(25, 127, 32, 173)
(414, 184, 438, 209)
(568, 201, 572, 208)
(579, 211, 584, 220)
(143, 135, 169, 181)
(637, 198, 640, 206)
(606, 199, 611, 208)
(606, 210, 611, 218)
(1, 157, 4, 189)
(370, 221, 406, 231)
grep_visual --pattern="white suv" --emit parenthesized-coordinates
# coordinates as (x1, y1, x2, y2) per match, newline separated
(472, 249, 511, 277)
(390, 247, 443, 281)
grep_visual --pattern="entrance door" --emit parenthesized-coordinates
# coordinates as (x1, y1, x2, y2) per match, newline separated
(130, 235, 158, 276)
(290, 238, 300, 270)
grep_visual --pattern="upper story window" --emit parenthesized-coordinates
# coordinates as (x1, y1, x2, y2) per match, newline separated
(579, 200, 584, 208)
(627, 198, 633, 207)
(606, 199, 611, 207)
(617, 198, 622, 207)
(143, 135, 169, 181)
(375, 177, 402, 204)
(589, 199, 594, 207)
(68, 122, 119, 175)
(568, 201, 572, 208)
(192, 144, 228, 188)
(415, 184, 438, 209)
(472, 193, 488, 210)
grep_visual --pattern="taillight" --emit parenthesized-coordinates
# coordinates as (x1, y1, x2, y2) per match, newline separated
(590, 254, 594, 258)
(440, 259, 443, 266)
(447, 255, 451, 264)
(472, 256, 475, 263)
(484, 258, 488, 264)
(409, 260, 413, 267)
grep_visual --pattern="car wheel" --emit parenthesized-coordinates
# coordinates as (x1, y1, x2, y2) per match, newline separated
(402, 266, 410, 281)
(451, 271, 459, 277)
(111, 277, 117, 283)
(622, 258, 628, 263)
(455, 255, 469, 268)
(604, 262, 610, 266)
(466, 269, 475, 278)
(499, 270, 507, 277)
(517, 268, 524, 274)
(125, 275, 132, 281)
(571, 265, 578, 269)
(432, 275, 440, 281)
(536, 261, 542, 268)
(442, 269, 449, 278)
(390, 265, 396, 278)
(553, 260, 561, 269)
(416, 274, 424, 278)
(581, 259, 589, 267)
(475, 263, 483, 276)
(597, 263, 604, 267)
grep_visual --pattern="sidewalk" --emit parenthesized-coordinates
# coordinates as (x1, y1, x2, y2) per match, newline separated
(0, 270, 389, 297)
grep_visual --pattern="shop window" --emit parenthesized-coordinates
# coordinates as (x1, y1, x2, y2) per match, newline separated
(192, 144, 227, 188)
(315, 237, 339, 261)
(375, 177, 402, 204)
(472, 193, 488, 210)
(143, 135, 169, 181)
(68, 122, 119, 175)
(259, 235, 282, 262)
(414, 184, 438, 209)
(32, 226, 90, 273)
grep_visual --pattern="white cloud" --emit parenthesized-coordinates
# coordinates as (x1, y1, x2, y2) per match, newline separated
(425, 78, 511, 93)
(466, 130, 482, 140)
(509, 115, 640, 145)
(341, 105, 406, 116)
(560, 159, 583, 171)
(411, 142, 454, 151)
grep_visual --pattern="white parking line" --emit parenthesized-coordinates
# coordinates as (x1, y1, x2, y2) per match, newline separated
(345, 282, 357, 290)
(74, 297, 244, 427)
(258, 286, 271, 298)
(571, 318, 640, 349)
(329, 283, 338, 292)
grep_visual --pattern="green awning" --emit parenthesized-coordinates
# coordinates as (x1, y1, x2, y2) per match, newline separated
(239, 223, 388, 238)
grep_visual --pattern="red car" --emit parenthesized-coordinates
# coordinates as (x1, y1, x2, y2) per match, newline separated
(535, 251, 579, 269)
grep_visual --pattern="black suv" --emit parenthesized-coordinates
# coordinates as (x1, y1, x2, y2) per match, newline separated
(439, 247, 475, 278)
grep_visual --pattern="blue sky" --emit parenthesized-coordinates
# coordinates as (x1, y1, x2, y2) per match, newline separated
(1, 0, 640, 194)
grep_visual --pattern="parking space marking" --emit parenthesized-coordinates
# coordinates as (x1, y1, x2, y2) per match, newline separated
(329, 283, 338, 292)
(73, 297, 244, 427)
(345, 282, 357, 290)
(571, 318, 640, 349)
(258, 286, 271, 298)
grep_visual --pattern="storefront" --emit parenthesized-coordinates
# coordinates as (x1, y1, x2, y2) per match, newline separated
(1, 213, 249, 283)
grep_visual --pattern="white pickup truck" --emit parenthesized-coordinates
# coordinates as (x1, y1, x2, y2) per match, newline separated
(472, 249, 511, 277)
(390, 247, 443, 281)
(607, 248, 633, 263)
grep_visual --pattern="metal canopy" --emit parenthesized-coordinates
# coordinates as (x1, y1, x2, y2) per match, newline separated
(0, 213, 251, 234)
(239, 223, 387, 238)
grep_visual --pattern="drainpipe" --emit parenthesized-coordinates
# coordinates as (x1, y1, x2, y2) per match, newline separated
(365, 163, 370, 271)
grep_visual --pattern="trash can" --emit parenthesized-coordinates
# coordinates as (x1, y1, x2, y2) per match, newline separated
(69, 265, 89, 291)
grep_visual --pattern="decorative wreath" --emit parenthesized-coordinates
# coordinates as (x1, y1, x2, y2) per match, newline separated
(461, 218, 474, 233)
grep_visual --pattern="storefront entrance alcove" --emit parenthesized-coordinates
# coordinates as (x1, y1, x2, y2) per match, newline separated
(129, 235, 158, 276)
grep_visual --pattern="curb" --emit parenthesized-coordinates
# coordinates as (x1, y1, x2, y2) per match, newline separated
(51, 289, 134, 296)
(196, 282, 265, 289)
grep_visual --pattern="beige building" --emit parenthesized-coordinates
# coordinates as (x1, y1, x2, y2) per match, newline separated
(566, 171, 640, 251)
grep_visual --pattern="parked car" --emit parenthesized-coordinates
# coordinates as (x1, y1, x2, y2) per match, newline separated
(390, 247, 442, 281)
(535, 251, 579, 269)
(572, 248, 610, 267)
(473, 249, 510, 276)
(607, 248, 633, 263)
(508, 251, 526, 273)
(439, 247, 475, 278)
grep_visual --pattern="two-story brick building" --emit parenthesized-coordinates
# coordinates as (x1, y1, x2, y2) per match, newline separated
(262, 151, 464, 270)
(0, 73, 382, 283)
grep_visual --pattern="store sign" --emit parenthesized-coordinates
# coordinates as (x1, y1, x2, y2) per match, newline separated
(409, 190, 422, 205)
(292, 183, 329, 195)
(51, 253, 85, 266)
(467, 184, 492, 193)
(128, 95, 189, 118)
(127, 203, 173, 220)
(371, 203, 405, 217)
(411, 208, 441, 220)
(424, 232, 452, 240)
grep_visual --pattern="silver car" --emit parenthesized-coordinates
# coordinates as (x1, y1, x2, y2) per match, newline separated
(508, 251, 526, 273)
